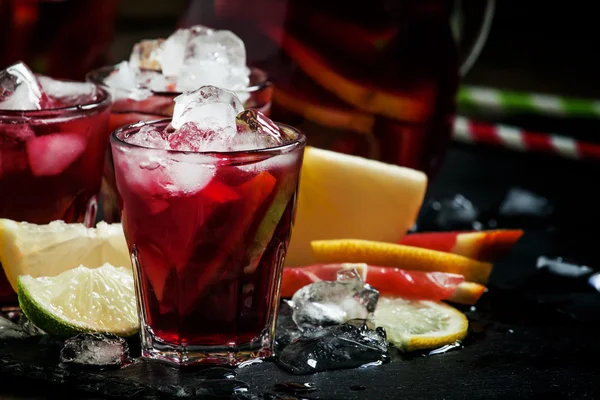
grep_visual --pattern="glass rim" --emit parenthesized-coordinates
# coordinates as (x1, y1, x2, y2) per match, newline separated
(0, 84, 111, 117)
(110, 118, 306, 159)
(87, 65, 272, 97)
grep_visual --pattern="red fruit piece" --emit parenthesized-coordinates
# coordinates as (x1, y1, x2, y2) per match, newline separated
(399, 230, 524, 262)
(26, 132, 86, 177)
(281, 263, 486, 305)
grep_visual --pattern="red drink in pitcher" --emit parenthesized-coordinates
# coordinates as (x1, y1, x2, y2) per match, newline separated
(0, 62, 111, 304)
(112, 86, 305, 366)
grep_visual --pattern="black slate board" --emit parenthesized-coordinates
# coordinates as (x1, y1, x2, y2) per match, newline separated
(2, 145, 600, 399)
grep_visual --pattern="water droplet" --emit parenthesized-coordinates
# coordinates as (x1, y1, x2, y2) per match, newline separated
(428, 342, 462, 355)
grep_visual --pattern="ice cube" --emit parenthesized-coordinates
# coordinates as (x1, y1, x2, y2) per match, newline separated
(129, 39, 164, 71)
(419, 194, 479, 231)
(274, 300, 303, 353)
(155, 28, 190, 77)
(233, 109, 288, 150)
(26, 132, 86, 177)
(134, 69, 173, 93)
(103, 61, 152, 101)
(123, 124, 169, 149)
(0, 62, 44, 110)
(175, 26, 250, 94)
(171, 85, 243, 133)
(18, 314, 45, 336)
(38, 76, 99, 106)
(276, 320, 389, 374)
(290, 268, 380, 330)
(0, 316, 28, 339)
(60, 333, 130, 367)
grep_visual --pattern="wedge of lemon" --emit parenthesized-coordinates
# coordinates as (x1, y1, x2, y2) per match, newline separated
(18, 263, 138, 338)
(373, 297, 469, 351)
(0, 219, 131, 292)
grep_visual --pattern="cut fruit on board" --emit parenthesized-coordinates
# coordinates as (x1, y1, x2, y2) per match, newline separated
(280, 263, 486, 305)
(285, 147, 427, 267)
(262, 25, 434, 123)
(373, 297, 469, 351)
(399, 230, 524, 262)
(0, 219, 131, 292)
(311, 239, 493, 284)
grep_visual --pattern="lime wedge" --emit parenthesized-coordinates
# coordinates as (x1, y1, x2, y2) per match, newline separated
(18, 263, 138, 338)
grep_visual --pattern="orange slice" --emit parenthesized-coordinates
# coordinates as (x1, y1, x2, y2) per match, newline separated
(311, 239, 493, 284)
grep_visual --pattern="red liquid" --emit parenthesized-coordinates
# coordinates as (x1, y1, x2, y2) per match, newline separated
(89, 66, 274, 224)
(113, 125, 304, 358)
(0, 102, 111, 303)
(182, 0, 458, 176)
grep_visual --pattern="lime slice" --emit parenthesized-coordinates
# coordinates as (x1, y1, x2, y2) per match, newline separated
(0, 219, 131, 292)
(373, 297, 468, 351)
(18, 263, 138, 338)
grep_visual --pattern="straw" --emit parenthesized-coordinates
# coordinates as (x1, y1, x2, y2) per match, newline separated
(453, 116, 600, 161)
(458, 85, 600, 119)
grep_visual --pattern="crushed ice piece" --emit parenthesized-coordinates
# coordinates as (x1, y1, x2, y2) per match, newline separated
(276, 319, 389, 374)
(37, 76, 99, 105)
(232, 109, 287, 150)
(499, 188, 553, 217)
(123, 124, 169, 149)
(536, 256, 593, 278)
(60, 333, 130, 367)
(290, 268, 379, 330)
(18, 314, 46, 336)
(171, 85, 243, 131)
(0, 62, 44, 110)
(420, 194, 479, 231)
(0, 316, 29, 339)
(103, 61, 152, 101)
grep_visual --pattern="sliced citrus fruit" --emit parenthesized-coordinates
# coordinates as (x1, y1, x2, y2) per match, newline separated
(18, 263, 138, 338)
(285, 147, 427, 267)
(0, 219, 131, 292)
(311, 239, 493, 284)
(373, 296, 469, 351)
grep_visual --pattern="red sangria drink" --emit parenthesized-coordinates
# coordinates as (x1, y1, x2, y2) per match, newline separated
(111, 86, 305, 366)
(0, 62, 111, 305)
(87, 25, 273, 223)
(182, 0, 459, 176)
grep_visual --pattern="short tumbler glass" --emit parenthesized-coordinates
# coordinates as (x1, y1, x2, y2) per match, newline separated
(110, 119, 305, 366)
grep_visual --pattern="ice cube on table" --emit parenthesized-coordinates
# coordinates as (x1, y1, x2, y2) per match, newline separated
(18, 314, 46, 336)
(60, 333, 130, 367)
(276, 319, 389, 374)
(38, 76, 99, 106)
(0, 62, 45, 110)
(171, 85, 243, 133)
(291, 268, 380, 330)
(0, 316, 29, 339)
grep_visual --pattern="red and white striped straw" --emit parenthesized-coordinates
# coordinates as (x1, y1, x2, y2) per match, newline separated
(453, 116, 600, 161)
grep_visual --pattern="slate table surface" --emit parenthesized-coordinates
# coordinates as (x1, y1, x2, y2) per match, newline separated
(1, 143, 600, 399)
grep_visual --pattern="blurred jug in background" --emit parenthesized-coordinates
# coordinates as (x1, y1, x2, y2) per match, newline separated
(179, 0, 494, 176)
(0, 0, 118, 80)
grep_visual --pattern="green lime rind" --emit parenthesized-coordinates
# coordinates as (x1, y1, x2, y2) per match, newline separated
(17, 276, 138, 339)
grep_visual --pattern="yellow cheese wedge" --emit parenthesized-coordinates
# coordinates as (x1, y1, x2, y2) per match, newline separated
(285, 147, 427, 266)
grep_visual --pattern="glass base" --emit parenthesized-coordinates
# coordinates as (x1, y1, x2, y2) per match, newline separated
(140, 326, 273, 367)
